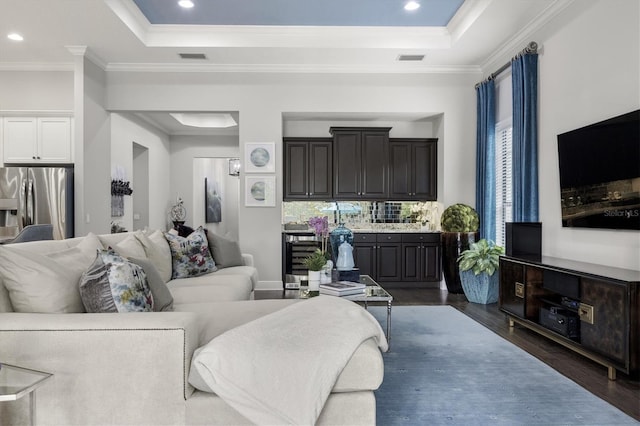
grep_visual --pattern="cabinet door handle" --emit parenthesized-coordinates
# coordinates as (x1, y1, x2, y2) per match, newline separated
(515, 282, 525, 298)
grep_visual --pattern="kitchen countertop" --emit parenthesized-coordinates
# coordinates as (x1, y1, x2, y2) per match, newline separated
(282, 227, 440, 234)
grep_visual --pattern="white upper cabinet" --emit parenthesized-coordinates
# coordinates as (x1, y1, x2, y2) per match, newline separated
(3, 117, 72, 164)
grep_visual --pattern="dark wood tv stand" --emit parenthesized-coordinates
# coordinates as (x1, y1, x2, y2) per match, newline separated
(499, 255, 640, 380)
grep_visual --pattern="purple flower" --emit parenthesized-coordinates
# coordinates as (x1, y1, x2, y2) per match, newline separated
(308, 216, 329, 237)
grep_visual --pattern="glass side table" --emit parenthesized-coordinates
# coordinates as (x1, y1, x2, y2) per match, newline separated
(0, 363, 53, 426)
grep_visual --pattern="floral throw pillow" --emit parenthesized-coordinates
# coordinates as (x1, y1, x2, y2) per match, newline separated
(164, 226, 217, 279)
(79, 249, 154, 313)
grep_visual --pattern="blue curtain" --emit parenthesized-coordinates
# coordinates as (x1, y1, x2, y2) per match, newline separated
(512, 53, 539, 221)
(475, 80, 496, 241)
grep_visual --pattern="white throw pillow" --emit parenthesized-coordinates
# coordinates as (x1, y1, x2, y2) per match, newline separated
(47, 232, 103, 265)
(112, 233, 146, 259)
(0, 232, 104, 313)
(137, 229, 172, 283)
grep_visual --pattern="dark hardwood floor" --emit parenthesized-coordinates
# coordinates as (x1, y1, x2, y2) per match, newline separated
(391, 288, 640, 422)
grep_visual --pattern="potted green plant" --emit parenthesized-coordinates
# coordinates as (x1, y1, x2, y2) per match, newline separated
(440, 203, 480, 294)
(303, 249, 330, 296)
(457, 239, 504, 304)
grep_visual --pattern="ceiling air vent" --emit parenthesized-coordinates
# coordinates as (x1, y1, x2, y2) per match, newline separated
(179, 53, 207, 60)
(397, 54, 425, 62)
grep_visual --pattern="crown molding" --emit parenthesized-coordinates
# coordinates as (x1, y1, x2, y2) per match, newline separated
(104, 0, 152, 44)
(480, 0, 576, 74)
(143, 25, 451, 49)
(447, 0, 493, 44)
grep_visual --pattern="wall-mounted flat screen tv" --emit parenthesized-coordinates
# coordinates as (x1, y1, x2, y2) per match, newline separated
(557, 109, 639, 230)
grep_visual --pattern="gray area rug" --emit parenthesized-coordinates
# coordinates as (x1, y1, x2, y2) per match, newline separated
(368, 305, 638, 426)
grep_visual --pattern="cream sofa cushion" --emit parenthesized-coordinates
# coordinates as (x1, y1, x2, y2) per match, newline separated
(137, 229, 173, 283)
(0, 233, 103, 313)
(209, 266, 258, 289)
(168, 274, 252, 303)
(110, 233, 146, 259)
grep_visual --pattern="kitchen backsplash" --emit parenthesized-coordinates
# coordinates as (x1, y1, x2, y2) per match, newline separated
(283, 201, 442, 231)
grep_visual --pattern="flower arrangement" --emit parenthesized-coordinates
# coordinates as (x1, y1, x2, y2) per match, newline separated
(308, 216, 329, 253)
(410, 202, 438, 226)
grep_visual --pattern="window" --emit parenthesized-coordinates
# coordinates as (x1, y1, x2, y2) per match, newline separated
(495, 119, 513, 246)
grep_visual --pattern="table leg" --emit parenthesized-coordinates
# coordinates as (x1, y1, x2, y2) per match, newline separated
(386, 299, 392, 347)
(29, 390, 36, 426)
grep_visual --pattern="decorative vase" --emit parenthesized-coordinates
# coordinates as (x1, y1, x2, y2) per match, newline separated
(441, 232, 479, 294)
(459, 269, 499, 304)
(307, 270, 321, 296)
(329, 223, 353, 263)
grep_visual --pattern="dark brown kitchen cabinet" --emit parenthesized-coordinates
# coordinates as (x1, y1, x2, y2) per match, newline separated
(376, 234, 403, 281)
(389, 138, 437, 200)
(352, 233, 377, 278)
(353, 233, 440, 284)
(499, 255, 640, 380)
(331, 127, 390, 200)
(401, 233, 441, 282)
(284, 138, 332, 200)
(352, 233, 401, 282)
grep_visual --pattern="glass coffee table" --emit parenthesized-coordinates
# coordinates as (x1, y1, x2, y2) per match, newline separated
(342, 275, 393, 343)
(269, 275, 393, 344)
(0, 363, 53, 425)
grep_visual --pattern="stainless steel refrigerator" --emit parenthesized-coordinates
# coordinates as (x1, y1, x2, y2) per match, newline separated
(0, 167, 74, 240)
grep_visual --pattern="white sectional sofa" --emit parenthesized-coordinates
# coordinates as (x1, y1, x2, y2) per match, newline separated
(0, 230, 386, 425)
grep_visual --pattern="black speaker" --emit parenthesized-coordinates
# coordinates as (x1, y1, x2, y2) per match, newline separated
(505, 222, 542, 261)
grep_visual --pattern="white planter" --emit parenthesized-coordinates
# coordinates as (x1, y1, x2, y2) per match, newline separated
(308, 270, 321, 291)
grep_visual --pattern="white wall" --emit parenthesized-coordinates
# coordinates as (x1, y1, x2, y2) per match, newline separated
(110, 113, 172, 231)
(79, 58, 111, 235)
(106, 73, 478, 287)
(532, 0, 639, 269)
(193, 157, 240, 242)
(0, 71, 73, 111)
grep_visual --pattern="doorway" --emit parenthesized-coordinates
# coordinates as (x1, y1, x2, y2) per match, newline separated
(132, 142, 149, 229)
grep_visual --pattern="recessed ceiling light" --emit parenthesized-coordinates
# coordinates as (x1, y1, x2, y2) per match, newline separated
(178, 0, 194, 8)
(404, 1, 420, 11)
(7, 33, 24, 42)
(170, 113, 237, 128)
